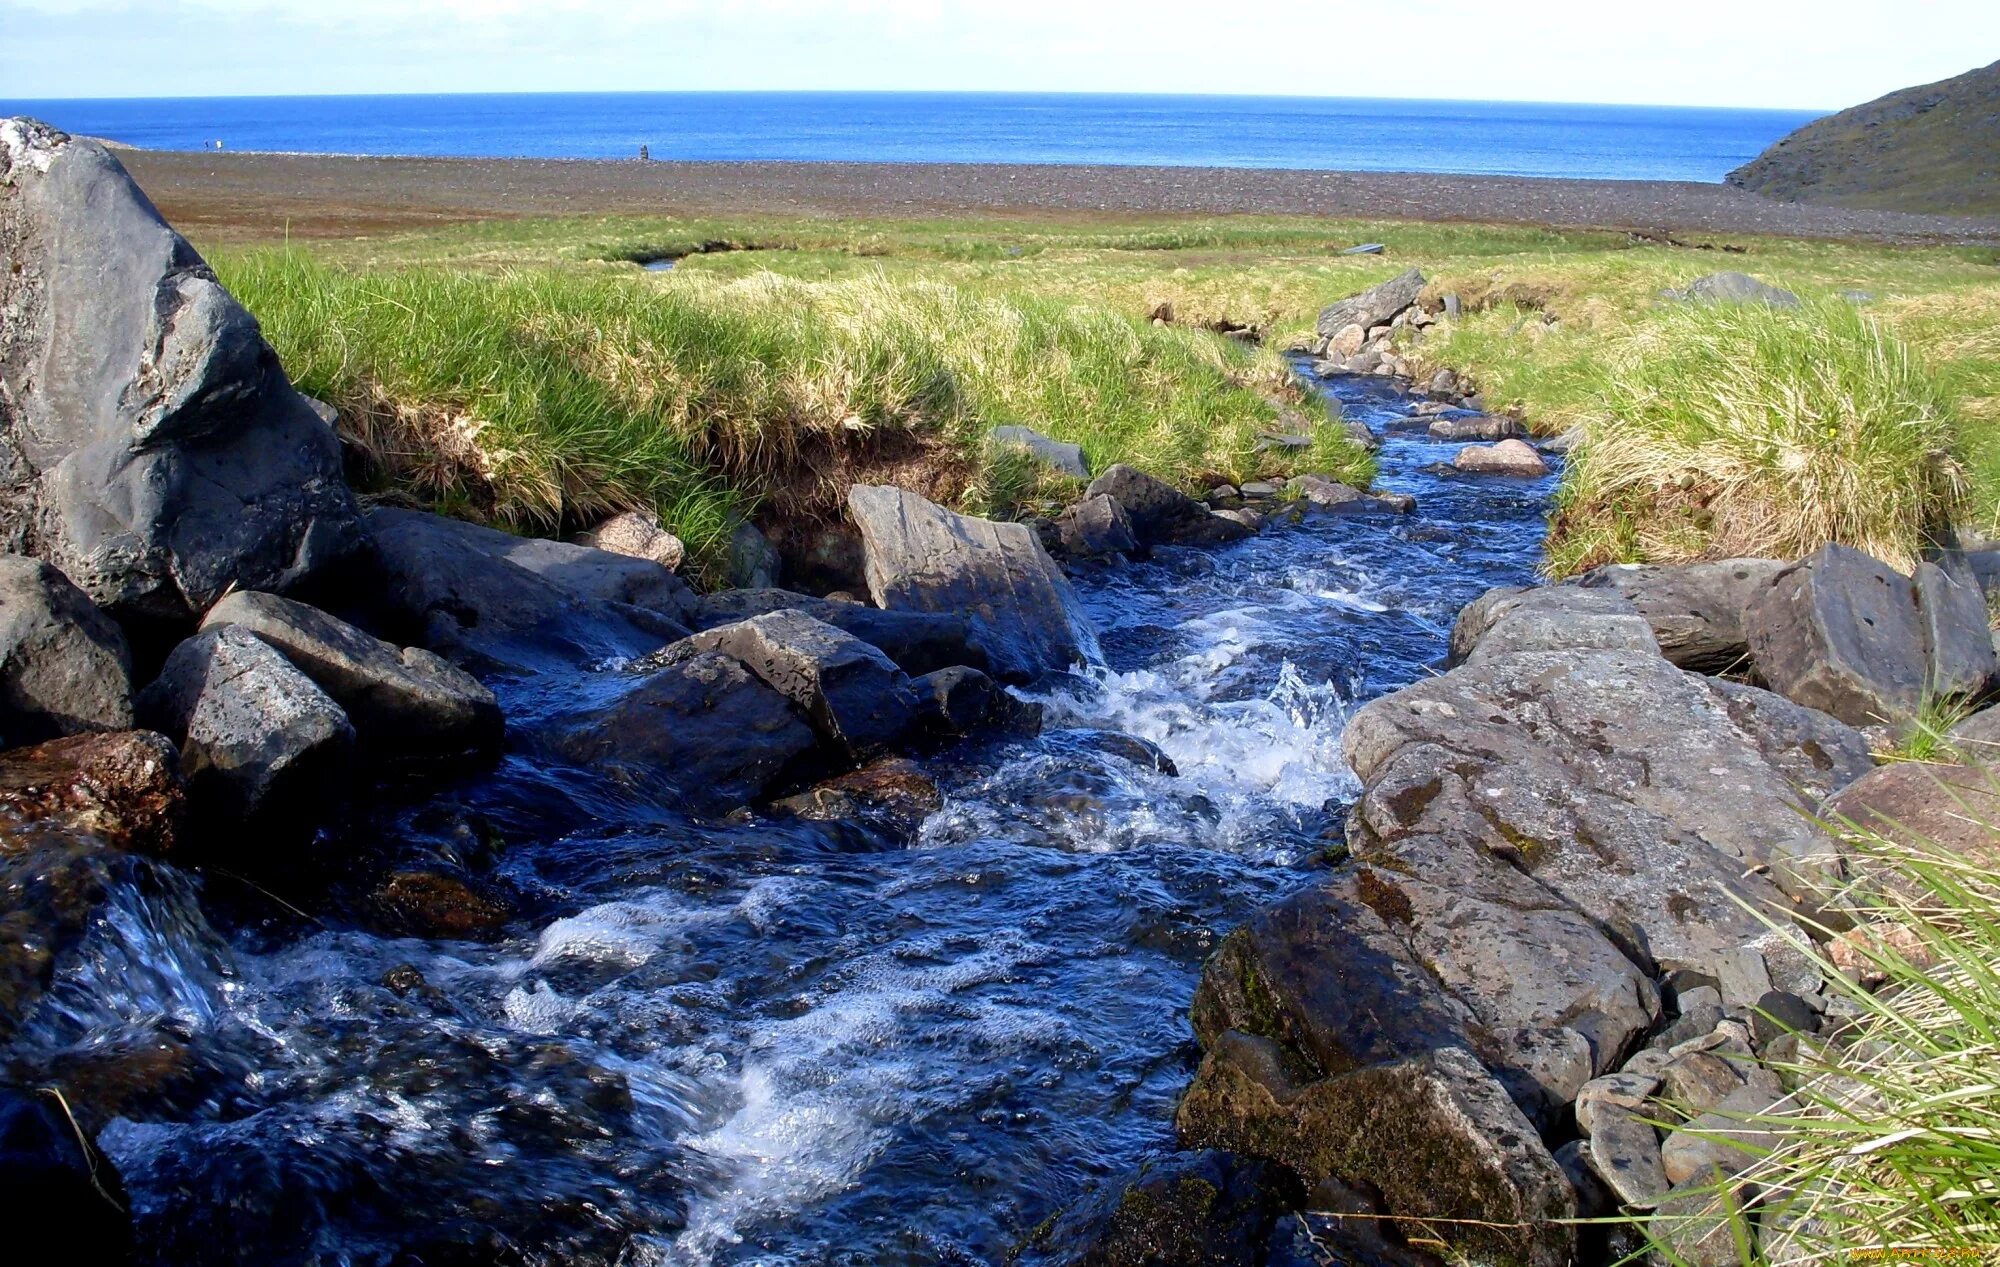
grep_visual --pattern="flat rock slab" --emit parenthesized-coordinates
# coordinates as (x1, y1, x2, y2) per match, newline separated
(0, 554, 134, 745)
(538, 650, 816, 815)
(686, 609, 918, 760)
(848, 483, 1095, 683)
(694, 587, 983, 678)
(1823, 759, 2000, 863)
(1316, 268, 1426, 340)
(1748, 544, 1928, 727)
(0, 120, 361, 621)
(136, 625, 354, 825)
(203, 590, 500, 755)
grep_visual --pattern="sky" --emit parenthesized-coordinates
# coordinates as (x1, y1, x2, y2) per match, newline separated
(4, 0, 1997, 109)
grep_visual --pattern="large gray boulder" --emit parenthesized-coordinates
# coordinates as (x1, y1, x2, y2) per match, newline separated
(693, 588, 983, 678)
(686, 610, 919, 760)
(0, 119, 361, 621)
(1674, 272, 1802, 308)
(538, 651, 816, 814)
(201, 590, 500, 754)
(1085, 465, 1253, 549)
(1915, 558, 1996, 699)
(1575, 559, 1786, 674)
(136, 624, 354, 823)
(1747, 544, 1929, 726)
(1054, 493, 1139, 560)
(848, 484, 1095, 683)
(364, 507, 692, 675)
(0, 554, 133, 744)
(1315, 268, 1426, 341)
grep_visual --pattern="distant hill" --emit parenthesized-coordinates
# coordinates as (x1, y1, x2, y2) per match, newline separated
(1728, 60, 2000, 216)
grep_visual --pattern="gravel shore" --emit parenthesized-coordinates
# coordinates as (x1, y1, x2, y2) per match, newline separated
(120, 150, 2000, 245)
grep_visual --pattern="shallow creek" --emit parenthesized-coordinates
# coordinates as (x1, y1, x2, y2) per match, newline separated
(16, 369, 1556, 1266)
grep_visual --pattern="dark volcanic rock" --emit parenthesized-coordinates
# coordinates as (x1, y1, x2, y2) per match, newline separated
(135, 625, 354, 826)
(1747, 544, 1928, 727)
(687, 609, 919, 760)
(769, 757, 942, 837)
(0, 119, 361, 622)
(1575, 558, 1785, 674)
(1019, 1149, 1298, 1267)
(1915, 559, 1997, 700)
(1085, 465, 1253, 549)
(370, 868, 514, 940)
(694, 587, 983, 678)
(202, 590, 501, 755)
(0, 554, 134, 744)
(911, 665, 1009, 736)
(1056, 493, 1140, 560)
(1427, 414, 1524, 442)
(1823, 760, 2000, 863)
(538, 651, 816, 814)
(0, 730, 183, 855)
(364, 507, 690, 675)
(1315, 268, 1426, 341)
(1727, 59, 2000, 217)
(848, 484, 1093, 683)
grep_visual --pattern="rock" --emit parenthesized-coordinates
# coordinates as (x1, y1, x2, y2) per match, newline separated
(1574, 558, 1786, 674)
(1288, 475, 1378, 514)
(1086, 465, 1254, 550)
(0, 119, 361, 621)
(1056, 494, 1140, 559)
(1316, 269, 1426, 342)
(1237, 481, 1281, 499)
(1660, 1085, 1785, 1185)
(363, 507, 690, 675)
(1915, 559, 1996, 699)
(1447, 585, 1659, 665)
(1340, 420, 1380, 452)
(848, 484, 1095, 683)
(686, 610, 918, 760)
(575, 510, 684, 573)
(694, 588, 983, 678)
(1214, 508, 1262, 531)
(1660, 1050, 1747, 1117)
(1747, 544, 1928, 727)
(1674, 271, 1802, 308)
(1177, 1041, 1575, 1267)
(0, 730, 183, 855)
(370, 868, 513, 940)
(911, 665, 1009, 736)
(0, 554, 134, 744)
(1327, 324, 1367, 358)
(1428, 415, 1525, 442)
(1372, 492, 1417, 515)
(1822, 759, 2000, 862)
(725, 520, 781, 589)
(1018, 1149, 1296, 1267)
(1583, 1103, 1673, 1209)
(1426, 368, 1460, 397)
(1341, 243, 1386, 256)
(135, 625, 353, 826)
(1750, 990, 1819, 1049)
(201, 591, 500, 755)
(537, 651, 815, 814)
(1648, 1168, 1757, 1267)
(1539, 427, 1585, 456)
(770, 757, 942, 837)
(1453, 439, 1549, 477)
(1950, 702, 2000, 762)
(990, 425, 1089, 480)
(0, 1087, 134, 1264)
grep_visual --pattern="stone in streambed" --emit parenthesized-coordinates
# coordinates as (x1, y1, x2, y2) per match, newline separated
(1018, 1148, 1296, 1267)
(912, 665, 1014, 736)
(687, 609, 919, 761)
(369, 867, 513, 940)
(0, 119, 362, 622)
(1086, 465, 1253, 549)
(201, 590, 500, 755)
(1453, 438, 1548, 477)
(770, 757, 943, 837)
(0, 553, 134, 744)
(848, 484, 1094, 683)
(136, 625, 354, 827)
(694, 587, 985, 678)
(1428, 414, 1525, 442)
(538, 650, 816, 814)
(1056, 493, 1140, 560)
(0, 729, 183, 855)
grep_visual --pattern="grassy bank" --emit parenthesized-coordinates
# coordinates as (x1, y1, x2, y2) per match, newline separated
(219, 248, 1368, 583)
(208, 209, 2000, 578)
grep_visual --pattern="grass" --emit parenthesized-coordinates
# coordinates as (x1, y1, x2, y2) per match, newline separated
(1639, 807, 2000, 1265)
(206, 210, 2000, 580)
(219, 248, 1369, 584)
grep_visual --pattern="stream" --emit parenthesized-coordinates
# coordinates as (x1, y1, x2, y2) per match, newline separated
(10, 368, 1555, 1266)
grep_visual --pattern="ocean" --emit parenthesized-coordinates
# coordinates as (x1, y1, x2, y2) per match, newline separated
(0, 92, 1821, 183)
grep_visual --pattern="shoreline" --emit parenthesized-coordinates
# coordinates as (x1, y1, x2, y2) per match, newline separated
(118, 148, 2000, 245)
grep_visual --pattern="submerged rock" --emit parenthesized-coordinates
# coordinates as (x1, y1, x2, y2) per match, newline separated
(0, 1087, 135, 1265)
(0, 119, 361, 622)
(848, 484, 1093, 683)
(687, 609, 919, 760)
(136, 625, 354, 827)
(201, 590, 500, 756)
(0, 729, 183, 855)
(539, 650, 816, 814)
(770, 757, 943, 837)
(0, 554, 134, 744)
(1019, 1149, 1298, 1267)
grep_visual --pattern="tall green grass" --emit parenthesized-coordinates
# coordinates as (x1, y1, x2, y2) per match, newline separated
(1547, 299, 1964, 576)
(218, 251, 1369, 582)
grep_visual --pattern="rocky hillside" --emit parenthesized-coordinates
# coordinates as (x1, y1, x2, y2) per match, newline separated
(1729, 60, 2000, 215)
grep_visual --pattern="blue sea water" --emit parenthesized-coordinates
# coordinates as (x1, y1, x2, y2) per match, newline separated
(0, 92, 1821, 183)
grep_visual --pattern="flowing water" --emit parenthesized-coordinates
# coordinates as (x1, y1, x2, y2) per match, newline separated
(9, 370, 1554, 1265)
